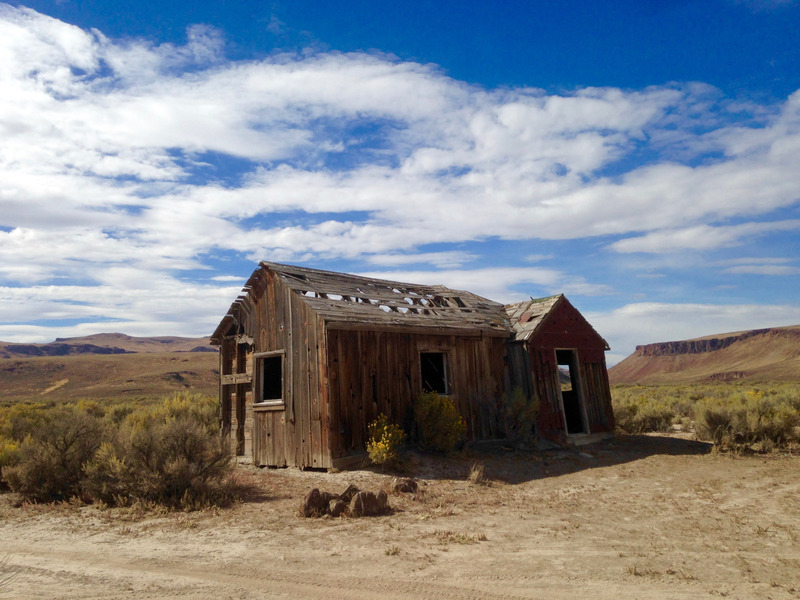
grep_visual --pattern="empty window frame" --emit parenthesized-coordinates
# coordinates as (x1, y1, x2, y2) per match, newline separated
(420, 351, 449, 395)
(254, 351, 285, 409)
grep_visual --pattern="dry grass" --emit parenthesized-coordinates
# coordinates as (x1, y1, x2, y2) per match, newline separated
(433, 529, 488, 544)
(0, 352, 218, 407)
(467, 462, 486, 485)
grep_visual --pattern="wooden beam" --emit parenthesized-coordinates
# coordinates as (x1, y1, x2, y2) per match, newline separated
(325, 320, 508, 338)
(222, 373, 252, 385)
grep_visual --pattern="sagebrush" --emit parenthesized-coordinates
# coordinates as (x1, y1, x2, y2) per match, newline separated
(414, 392, 466, 452)
(501, 387, 539, 443)
(1, 392, 237, 508)
(2, 406, 103, 502)
(612, 383, 800, 451)
(694, 390, 799, 451)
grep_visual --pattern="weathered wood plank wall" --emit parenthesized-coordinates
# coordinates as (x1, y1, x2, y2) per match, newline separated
(325, 329, 506, 461)
(237, 271, 330, 469)
(583, 361, 615, 432)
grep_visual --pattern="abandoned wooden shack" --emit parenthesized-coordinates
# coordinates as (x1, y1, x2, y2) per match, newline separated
(505, 295, 615, 443)
(210, 262, 614, 468)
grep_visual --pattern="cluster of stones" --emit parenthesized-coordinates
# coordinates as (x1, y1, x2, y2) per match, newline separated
(302, 478, 418, 518)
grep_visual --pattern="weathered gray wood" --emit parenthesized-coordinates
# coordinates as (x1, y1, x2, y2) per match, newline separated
(221, 373, 252, 385)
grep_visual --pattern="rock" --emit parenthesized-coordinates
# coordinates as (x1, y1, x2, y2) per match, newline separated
(392, 477, 418, 494)
(340, 483, 360, 503)
(329, 498, 347, 517)
(349, 490, 389, 517)
(376, 489, 388, 512)
(349, 491, 373, 517)
(306, 486, 388, 518)
(302, 488, 327, 517)
(319, 490, 340, 505)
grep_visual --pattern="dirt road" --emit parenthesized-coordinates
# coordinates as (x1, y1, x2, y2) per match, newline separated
(2, 435, 799, 599)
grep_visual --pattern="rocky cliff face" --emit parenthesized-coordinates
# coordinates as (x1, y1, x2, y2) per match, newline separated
(1, 343, 130, 358)
(610, 325, 800, 385)
(634, 329, 772, 357)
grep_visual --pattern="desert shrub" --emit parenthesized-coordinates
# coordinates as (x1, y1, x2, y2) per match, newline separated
(82, 442, 130, 504)
(84, 395, 233, 509)
(366, 413, 405, 468)
(0, 403, 47, 442)
(695, 401, 735, 446)
(104, 404, 136, 426)
(695, 391, 800, 451)
(413, 392, 466, 452)
(611, 383, 800, 450)
(74, 399, 106, 419)
(501, 387, 539, 443)
(0, 393, 232, 509)
(125, 391, 219, 436)
(613, 394, 676, 434)
(0, 435, 20, 472)
(3, 406, 104, 502)
(612, 384, 706, 434)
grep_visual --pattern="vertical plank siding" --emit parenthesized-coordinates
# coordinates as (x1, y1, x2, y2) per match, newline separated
(322, 329, 506, 461)
(583, 361, 615, 432)
(219, 338, 234, 451)
(527, 347, 564, 440)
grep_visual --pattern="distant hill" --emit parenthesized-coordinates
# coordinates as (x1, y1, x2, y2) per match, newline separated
(0, 333, 214, 358)
(0, 334, 218, 404)
(609, 325, 800, 385)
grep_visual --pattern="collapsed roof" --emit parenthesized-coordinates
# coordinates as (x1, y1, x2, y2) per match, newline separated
(211, 262, 607, 348)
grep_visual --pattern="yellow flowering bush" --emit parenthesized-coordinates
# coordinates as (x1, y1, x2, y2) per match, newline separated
(366, 414, 405, 467)
(0, 435, 20, 470)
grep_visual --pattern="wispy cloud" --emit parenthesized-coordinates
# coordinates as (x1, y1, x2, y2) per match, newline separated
(716, 257, 800, 275)
(609, 221, 800, 253)
(365, 251, 477, 269)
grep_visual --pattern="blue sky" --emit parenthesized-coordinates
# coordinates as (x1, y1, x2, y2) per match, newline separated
(1, 0, 799, 363)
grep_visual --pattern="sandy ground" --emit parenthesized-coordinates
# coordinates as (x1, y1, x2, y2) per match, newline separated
(2, 435, 800, 600)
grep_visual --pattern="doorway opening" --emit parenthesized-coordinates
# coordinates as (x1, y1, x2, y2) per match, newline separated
(556, 349, 587, 435)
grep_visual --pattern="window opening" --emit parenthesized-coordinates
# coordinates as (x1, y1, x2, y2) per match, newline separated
(421, 352, 449, 395)
(255, 351, 285, 408)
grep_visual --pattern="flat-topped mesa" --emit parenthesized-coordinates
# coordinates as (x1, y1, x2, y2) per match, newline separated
(1, 343, 130, 357)
(634, 327, 800, 357)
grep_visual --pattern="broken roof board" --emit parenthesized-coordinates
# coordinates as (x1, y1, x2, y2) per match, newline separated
(212, 261, 512, 342)
(505, 295, 610, 350)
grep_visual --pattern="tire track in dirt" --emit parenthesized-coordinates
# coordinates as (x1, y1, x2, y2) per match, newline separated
(4, 544, 538, 600)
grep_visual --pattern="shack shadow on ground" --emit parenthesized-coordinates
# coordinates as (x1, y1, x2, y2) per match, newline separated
(391, 434, 713, 485)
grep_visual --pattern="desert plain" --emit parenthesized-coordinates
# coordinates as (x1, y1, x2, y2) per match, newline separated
(2, 434, 799, 600)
